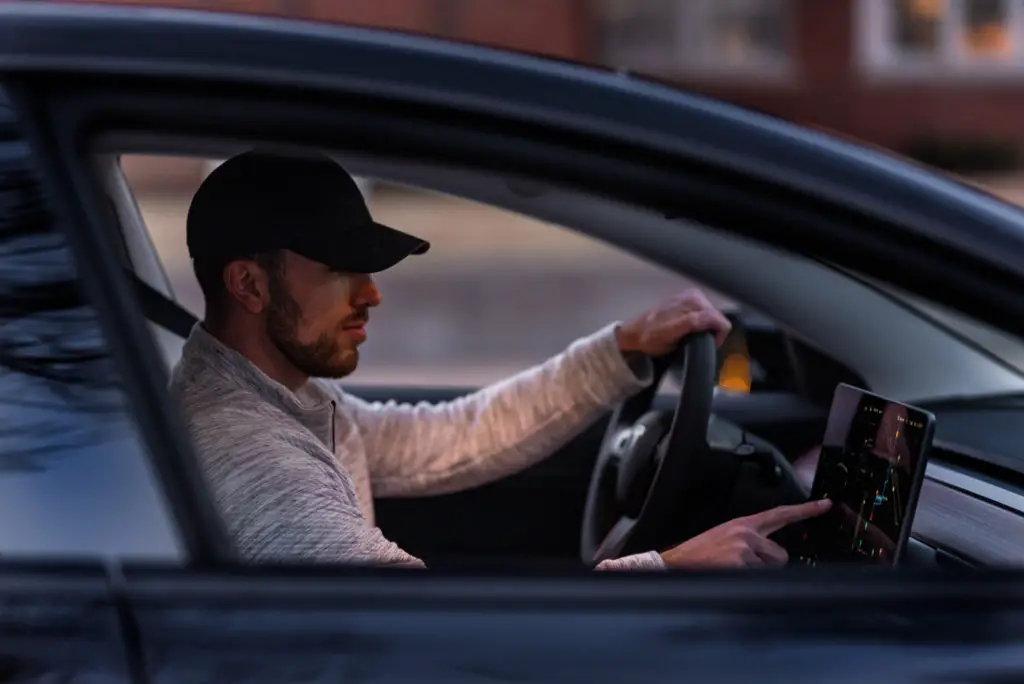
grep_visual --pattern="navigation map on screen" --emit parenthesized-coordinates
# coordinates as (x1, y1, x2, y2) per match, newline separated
(796, 385, 933, 565)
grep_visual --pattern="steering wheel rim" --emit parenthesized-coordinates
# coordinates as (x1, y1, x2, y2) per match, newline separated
(580, 332, 717, 565)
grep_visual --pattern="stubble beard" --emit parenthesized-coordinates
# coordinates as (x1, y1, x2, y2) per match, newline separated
(265, 278, 359, 379)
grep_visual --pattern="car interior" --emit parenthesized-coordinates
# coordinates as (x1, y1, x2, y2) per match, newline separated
(90, 135, 1024, 572)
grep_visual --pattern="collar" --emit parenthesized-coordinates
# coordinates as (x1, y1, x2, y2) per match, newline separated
(180, 323, 336, 442)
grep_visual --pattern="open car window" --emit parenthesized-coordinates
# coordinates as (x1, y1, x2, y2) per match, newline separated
(120, 154, 745, 391)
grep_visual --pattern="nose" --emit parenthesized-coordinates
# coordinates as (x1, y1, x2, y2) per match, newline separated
(352, 274, 382, 308)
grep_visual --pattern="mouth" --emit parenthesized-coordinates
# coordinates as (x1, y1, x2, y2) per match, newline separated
(342, 320, 368, 342)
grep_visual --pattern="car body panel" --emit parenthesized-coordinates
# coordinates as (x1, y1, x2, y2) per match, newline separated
(126, 569, 1024, 684)
(0, 566, 132, 684)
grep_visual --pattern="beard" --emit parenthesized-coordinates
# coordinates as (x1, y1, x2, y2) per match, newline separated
(265, 276, 361, 379)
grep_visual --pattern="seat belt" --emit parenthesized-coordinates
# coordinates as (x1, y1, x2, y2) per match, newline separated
(128, 271, 198, 336)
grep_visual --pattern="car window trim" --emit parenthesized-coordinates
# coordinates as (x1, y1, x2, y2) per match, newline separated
(82, 86, 1024, 342)
(31, 77, 1024, 570)
(5, 80, 232, 566)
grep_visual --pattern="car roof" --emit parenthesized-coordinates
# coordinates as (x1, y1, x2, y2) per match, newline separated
(2, 2, 1024, 274)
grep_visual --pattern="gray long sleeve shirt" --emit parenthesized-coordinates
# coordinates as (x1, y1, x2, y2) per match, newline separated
(169, 322, 666, 571)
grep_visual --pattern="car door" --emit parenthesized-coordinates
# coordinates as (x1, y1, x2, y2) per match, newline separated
(121, 565, 1024, 684)
(11, 7, 1024, 681)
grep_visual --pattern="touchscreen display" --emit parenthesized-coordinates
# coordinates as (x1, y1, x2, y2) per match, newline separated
(796, 384, 933, 566)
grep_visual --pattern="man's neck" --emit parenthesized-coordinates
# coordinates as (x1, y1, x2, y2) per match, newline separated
(202, 319, 309, 392)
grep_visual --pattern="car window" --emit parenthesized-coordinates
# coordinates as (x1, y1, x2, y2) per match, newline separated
(0, 101, 181, 560)
(122, 154, 741, 389)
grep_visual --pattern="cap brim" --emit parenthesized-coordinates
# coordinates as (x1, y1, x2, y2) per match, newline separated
(298, 222, 430, 275)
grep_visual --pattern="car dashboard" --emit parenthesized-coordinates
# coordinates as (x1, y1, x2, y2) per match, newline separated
(735, 408, 1024, 570)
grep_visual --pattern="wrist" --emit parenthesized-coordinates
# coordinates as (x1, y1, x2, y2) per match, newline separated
(614, 323, 640, 355)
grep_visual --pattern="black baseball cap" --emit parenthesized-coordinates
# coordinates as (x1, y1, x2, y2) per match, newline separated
(186, 149, 429, 273)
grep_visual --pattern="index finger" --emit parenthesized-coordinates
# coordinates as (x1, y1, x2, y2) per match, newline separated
(750, 499, 832, 535)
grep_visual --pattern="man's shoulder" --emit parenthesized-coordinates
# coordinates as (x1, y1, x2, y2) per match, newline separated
(171, 364, 305, 450)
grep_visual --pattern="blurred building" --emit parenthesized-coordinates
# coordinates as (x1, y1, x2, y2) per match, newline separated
(599, 0, 1024, 157)
(60, 0, 1024, 165)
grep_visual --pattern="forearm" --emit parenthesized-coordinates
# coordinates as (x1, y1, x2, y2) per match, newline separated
(342, 323, 653, 498)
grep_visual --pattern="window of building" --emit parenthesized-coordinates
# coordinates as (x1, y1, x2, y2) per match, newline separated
(860, 0, 1024, 76)
(596, 0, 794, 79)
(962, 0, 1013, 58)
(709, 0, 791, 67)
(893, 0, 944, 54)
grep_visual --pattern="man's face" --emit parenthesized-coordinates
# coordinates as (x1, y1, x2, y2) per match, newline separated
(263, 250, 381, 379)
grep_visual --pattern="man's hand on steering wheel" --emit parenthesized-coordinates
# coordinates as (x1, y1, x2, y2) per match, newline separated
(582, 286, 814, 567)
(615, 289, 732, 357)
(660, 499, 833, 569)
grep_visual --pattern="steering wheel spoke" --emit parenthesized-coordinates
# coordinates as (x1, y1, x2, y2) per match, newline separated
(593, 516, 637, 564)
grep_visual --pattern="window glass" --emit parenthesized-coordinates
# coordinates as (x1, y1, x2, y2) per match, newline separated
(961, 0, 1012, 58)
(893, 0, 945, 54)
(595, 0, 792, 75)
(122, 155, 743, 389)
(886, 0, 1020, 65)
(0, 102, 181, 559)
(708, 0, 791, 65)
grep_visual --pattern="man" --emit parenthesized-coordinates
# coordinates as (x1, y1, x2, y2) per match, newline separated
(171, 150, 830, 570)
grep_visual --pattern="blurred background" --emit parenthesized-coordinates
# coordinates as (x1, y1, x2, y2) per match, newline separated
(83, 0, 1024, 385)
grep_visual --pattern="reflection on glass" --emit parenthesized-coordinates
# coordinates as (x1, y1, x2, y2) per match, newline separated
(710, 0, 790, 64)
(894, 0, 944, 53)
(0, 97, 179, 559)
(962, 0, 1011, 58)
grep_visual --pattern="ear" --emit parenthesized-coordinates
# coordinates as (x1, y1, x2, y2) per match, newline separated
(222, 258, 270, 314)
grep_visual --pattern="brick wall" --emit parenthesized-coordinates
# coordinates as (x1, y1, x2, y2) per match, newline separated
(62, 0, 1024, 166)
(56, 0, 589, 57)
(682, 0, 1024, 150)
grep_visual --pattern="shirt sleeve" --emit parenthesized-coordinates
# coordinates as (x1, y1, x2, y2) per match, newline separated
(198, 419, 424, 567)
(595, 551, 667, 571)
(334, 323, 653, 498)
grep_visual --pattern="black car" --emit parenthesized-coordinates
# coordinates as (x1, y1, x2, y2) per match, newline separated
(2, 3, 1024, 682)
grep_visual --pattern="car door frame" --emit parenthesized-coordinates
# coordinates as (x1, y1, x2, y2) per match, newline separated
(2, 80, 232, 566)
(10, 6, 1024, 576)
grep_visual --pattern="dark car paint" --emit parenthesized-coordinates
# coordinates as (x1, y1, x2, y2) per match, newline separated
(0, 568, 134, 684)
(119, 568, 1024, 683)
(10, 564, 1024, 684)
(1, 5, 1024, 684)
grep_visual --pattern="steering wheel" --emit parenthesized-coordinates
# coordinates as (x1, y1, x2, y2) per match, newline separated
(580, 332, 718, 564)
